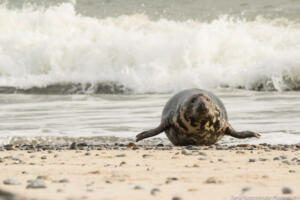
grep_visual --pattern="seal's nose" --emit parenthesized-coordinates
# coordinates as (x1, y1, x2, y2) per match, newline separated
(197, 102, 206, 112)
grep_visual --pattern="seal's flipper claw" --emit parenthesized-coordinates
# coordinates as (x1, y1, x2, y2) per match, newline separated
(254, 132, 261, 139)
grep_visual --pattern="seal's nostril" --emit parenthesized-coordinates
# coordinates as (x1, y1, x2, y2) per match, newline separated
(197, 102, 205, 111)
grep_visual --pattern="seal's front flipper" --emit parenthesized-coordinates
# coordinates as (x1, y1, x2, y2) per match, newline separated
(136, 121, 169, 142)
(225, 126, 261, 139)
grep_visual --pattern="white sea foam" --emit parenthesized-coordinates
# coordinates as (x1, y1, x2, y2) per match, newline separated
(0, 3, 300, 93)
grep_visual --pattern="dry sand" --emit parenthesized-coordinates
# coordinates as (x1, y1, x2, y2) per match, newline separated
(0, 144, 299, 200)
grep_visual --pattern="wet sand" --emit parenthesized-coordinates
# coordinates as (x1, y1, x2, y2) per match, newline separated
(0, 143, 299, 200)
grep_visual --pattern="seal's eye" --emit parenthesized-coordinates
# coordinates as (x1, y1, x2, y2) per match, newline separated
(190, 97, 197, 103)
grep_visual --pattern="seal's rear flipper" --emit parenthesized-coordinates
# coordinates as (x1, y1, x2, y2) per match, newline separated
(136, 121, 169, 142)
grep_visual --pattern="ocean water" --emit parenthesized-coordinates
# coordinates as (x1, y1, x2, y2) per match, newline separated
(0, 0, 299, 145)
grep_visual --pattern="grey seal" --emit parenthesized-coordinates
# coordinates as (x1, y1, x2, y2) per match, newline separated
(136, 88, 260, 146)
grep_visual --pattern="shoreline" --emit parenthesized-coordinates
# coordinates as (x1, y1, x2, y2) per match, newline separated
(0, 143, 299, 200)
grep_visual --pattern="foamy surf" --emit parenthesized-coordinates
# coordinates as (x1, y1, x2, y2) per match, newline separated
(0, 3, 299, 94)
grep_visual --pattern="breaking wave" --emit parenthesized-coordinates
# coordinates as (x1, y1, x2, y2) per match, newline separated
(0, 3, 300, 94)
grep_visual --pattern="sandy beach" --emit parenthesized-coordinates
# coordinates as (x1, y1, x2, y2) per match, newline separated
(0, 143, 299, 200)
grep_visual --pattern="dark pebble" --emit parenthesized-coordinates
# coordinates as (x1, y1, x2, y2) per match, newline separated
(282, 187, 292, 194)
(105, 179, 112, 184)
(116, 154, 126, 157)
(172, 197, 182, 200)
(291, 157, 298, 161)
(249, 159, 256, 162)
(258, 158, 267, 161)
(58, 179, 69, 183)
(134, 185, 143, 190)
(242, 186, 251, 192)
(151, 188, 160, 196)
(4, 144, 15, 150)
(120, 161, 126, 166)
(198, 152, 207, 156)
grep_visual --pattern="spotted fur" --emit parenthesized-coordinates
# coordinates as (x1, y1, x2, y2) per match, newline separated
(164, 90, 229, 145)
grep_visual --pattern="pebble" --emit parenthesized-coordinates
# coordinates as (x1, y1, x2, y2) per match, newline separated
(282, 187, 292, 194)
(288, 170, 296, 173)
(85, 152, 91, 156)
(127, 142, 137, 148)
(151, 188, 160, 196)
(3, 179, 21, 185)
(58, 179, 69, 183)
(26, 179, 46, 189)
(181, 149, 192, 155)
(282, 160, 291, 165)
(116, 154, 126, 157)
(242, 186, 251, 193)
(142, 154, 152, 158)
(105, 179, 112, 184)
(120, 161, 126, 166)
(134, 185, 143, 190)
(172, 197, 182, 200)
(41, 155, 47, 159)
(280, 155, 287, 160)
(166, 177, 178, 184)
(273, 157, 280, 161)
(198, 152, 207, 156)
(198, 157, 207, 161)
(70, 142, 78, 150)
(37, 176, 48, 180)
(205, 177, 221, 184)
(258, 158, 267, 161)
(291, 157, 298, 161)
(4, 144, 15, 150)
(248, 159, 256, 162)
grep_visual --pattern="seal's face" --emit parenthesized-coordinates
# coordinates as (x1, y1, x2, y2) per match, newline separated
(183, 93, 213, 121)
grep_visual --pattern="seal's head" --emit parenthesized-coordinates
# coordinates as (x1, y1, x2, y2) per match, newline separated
(182, 93, 214, 122)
